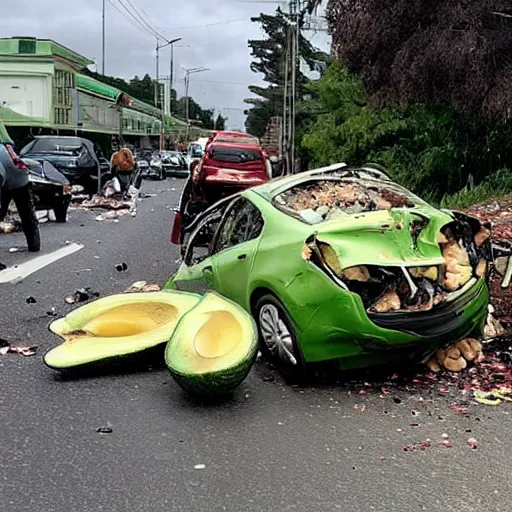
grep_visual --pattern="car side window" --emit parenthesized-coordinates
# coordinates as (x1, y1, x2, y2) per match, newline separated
(184, 198, 237, 266)
(186, 214, 222, 266)
(214, 198, 264, 254)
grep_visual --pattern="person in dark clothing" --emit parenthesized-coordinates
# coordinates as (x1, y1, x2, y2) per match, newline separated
(0, 146, 40, 252)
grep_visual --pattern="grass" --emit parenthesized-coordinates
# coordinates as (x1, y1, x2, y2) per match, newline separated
(439, 168, 512, 209)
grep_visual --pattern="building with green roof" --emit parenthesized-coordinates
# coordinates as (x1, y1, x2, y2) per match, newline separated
(0, 37, 211, 148)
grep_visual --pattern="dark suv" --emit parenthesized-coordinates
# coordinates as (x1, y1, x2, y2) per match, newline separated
(20, 136, 111, 196)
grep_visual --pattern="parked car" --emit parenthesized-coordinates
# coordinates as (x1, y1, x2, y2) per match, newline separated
(174, 141, 271, 240)
(0, 122, 40, 251)
(148, 153, 165, 180)
(162, 151, 188, 177)
(19, 136, 111, 196)
(186, 142, 204, 170)
(168, 163, 491, 378)
(22, 158, 72, 222)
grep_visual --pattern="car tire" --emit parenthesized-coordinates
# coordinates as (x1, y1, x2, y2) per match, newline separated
(253, 293, 307, 381)
(53, 199, 70, 223)
(14, 185, 41, 253)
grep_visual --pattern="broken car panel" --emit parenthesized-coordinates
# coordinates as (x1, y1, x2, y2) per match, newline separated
(168, 164, 505, 374)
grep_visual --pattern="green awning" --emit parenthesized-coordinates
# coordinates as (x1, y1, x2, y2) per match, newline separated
(76, 74, 122, 101)
(0, 106, 52, 129)
(0, 118, 13, 143)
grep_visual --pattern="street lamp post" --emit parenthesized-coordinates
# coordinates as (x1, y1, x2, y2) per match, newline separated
(156, 37, 182, 150)
(183, 67, 209, 138)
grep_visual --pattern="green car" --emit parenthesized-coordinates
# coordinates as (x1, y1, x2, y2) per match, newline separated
(166, 163, 490, 376)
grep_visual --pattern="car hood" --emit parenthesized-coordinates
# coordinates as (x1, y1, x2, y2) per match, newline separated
(310, 207, 454, 269)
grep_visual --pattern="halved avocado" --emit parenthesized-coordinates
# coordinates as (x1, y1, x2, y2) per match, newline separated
(165, 292, 258, 397)
(44, 291, 201, 371)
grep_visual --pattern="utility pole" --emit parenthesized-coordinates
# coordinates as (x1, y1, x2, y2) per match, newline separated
(155, 38, 182, 150)
(101, 0, 106, 74)
(183, 67, 209, 138)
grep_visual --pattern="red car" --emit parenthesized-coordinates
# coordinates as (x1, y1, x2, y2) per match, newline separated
(171, 139, 270, 246)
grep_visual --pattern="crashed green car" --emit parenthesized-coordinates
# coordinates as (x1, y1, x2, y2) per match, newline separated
(167, 163, 490, 376)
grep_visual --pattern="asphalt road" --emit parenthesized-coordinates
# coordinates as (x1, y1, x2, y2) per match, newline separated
(0, 179, 511, 512)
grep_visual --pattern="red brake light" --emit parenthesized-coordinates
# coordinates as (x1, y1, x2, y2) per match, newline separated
(171, 212, 182, 245)
(5, 145, 28, 171)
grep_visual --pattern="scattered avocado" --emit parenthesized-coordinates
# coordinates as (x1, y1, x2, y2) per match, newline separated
(44, 291, 201, 370)
(165, 292, 258, 397)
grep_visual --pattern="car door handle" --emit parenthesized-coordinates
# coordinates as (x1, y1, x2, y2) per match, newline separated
(237, 254, 247, 261)
(202, 266, 213, 274)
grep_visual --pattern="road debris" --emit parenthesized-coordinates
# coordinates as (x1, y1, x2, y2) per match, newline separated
(116, 262, 128, 272)
(65, 287, 100, 304)
(194, 464, 206, 470)
(123, 281, 162, 293)
(26, 296, 37, 304)
(0, 220, 20, 233)
(467, 438, 479, 449)
(0, 343, 38, 356)
(403, 440, 432, 452)
(96, 424, 113, 434)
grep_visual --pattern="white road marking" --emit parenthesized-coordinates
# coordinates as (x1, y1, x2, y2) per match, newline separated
(0, 243, 84, 284)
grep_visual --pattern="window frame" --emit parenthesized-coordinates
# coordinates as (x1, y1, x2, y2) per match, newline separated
(211, 197, 265, 256)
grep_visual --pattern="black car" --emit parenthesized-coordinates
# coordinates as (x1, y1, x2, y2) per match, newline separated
(20, 136, 111, 196)
(23, 159, 72, 222)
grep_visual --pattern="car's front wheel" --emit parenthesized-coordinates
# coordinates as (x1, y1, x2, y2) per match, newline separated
(254, 294, 306, 380)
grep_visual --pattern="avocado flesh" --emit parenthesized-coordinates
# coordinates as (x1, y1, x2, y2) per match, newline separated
(165, 292, 258, 395)
(45, 291, 201, 370)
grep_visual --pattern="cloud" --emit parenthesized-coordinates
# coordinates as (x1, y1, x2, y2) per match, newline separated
(0, 0, 329, 130)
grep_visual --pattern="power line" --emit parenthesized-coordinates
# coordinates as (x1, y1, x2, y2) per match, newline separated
(122, 0, 169, 41)
(113, 0, 162, 39)
(106, 0, 154, 37)
(189, 78, 252, 87)
(169, 18, 248, 30)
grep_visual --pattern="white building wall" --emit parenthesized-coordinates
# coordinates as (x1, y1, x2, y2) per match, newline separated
(0, 61, 54, 121)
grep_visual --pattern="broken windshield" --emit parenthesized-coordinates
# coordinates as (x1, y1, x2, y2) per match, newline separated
(274, 178, 423, 225)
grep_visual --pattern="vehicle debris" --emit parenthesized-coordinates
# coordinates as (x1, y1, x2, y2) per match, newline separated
(115, 262, 128, 272)
(65, 287, 100, 304)
(26, 296, 37, 304)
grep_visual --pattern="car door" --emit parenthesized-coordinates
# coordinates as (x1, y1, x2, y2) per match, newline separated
(210, 197, 265, 308)
(171, 198, 236, 294)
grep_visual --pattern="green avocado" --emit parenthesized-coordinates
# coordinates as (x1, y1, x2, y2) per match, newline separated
(165, 292, 258, 397)
(44, 291, 201, 370)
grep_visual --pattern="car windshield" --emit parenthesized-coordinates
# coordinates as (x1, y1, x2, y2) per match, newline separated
(208, 146, 262, 164)
(23, 138, 83, 155)
(273, 178, 423, 225)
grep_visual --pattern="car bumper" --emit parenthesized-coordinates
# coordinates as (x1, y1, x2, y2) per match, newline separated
(299, 278, 489, 369)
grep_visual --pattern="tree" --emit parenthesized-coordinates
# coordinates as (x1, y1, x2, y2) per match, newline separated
(321, 0, 512, 122)
(245, 8, 328, 136)
(301, 61, 512, 201)
(214, 113, 227, 131)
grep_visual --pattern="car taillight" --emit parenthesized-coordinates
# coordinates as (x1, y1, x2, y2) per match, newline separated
(5, 145, 29, 172)
(171, 212, 182, 245)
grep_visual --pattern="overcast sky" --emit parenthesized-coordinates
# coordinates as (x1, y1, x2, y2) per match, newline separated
(1, 0, 329, 130)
